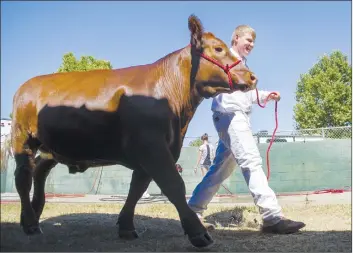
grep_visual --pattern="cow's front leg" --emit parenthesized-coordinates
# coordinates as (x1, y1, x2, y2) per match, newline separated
(31, 156, 57, 220)
(117, 168, 152, 239)
(133, 134, 213, 248)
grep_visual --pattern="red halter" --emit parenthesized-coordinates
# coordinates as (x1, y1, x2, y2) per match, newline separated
(190, 45, 242, 90)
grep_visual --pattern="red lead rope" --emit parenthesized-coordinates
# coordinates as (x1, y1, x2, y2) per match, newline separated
(255, 88, 279, 181)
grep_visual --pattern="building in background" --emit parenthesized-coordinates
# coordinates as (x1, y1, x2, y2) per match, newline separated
(1, 118, 12, 144)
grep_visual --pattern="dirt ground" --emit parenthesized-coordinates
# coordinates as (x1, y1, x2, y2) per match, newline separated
(1, 202, 351, 252)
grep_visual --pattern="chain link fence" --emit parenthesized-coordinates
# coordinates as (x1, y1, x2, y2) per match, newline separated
(275, 126, 351, 140)
(183, 126, 352, 146)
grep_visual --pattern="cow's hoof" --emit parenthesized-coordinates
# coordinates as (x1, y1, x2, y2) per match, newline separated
(189, 232, 214, 248)
(119, 229, 139, 240)
(22, 225, 43, 235)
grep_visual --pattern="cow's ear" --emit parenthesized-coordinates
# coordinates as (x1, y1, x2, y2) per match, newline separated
(188, 14, 203, 50)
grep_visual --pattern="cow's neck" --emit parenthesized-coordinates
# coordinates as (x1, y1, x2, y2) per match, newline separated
(153, 47, 193, 116)
(153, 46, 205, 145)
(179, 94, 204, 143)
(177, 48, 205, 141)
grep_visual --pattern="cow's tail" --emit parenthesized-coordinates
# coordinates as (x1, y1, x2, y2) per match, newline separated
(1, 134, 13, 172)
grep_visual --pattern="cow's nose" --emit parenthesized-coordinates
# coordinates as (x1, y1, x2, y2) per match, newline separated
(250, 74, 257, 85)
(250, 74, 257, 81)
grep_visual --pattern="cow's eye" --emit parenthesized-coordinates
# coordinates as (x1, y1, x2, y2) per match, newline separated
(215, 47, 223, 52)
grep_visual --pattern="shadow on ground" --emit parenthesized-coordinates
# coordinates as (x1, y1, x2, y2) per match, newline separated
(1, 208, 351, 252)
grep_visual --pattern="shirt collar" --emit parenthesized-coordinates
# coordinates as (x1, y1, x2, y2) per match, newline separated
(230, 47, 247, 64)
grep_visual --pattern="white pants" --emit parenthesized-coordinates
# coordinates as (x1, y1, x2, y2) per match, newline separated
(188, 111, 283, 226)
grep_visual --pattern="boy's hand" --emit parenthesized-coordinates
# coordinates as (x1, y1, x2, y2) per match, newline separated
(270, 92, 281, 101)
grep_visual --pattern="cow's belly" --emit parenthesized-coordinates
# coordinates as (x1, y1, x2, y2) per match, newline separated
(37, 104, 123, 161)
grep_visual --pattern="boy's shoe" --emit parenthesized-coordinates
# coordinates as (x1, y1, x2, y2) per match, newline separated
(262, 217, 306, 234)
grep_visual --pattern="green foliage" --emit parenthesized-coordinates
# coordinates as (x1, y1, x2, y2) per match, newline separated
(293, 50, 352, 129)
(9, 113, 12, 119)
(57, 52, 113, 73)
(189, 138, 203, 147)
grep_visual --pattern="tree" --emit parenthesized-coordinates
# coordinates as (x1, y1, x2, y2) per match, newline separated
(189, 138, 203, 147)
(57, 52, 113, 73)
(293, 50, 352, 130)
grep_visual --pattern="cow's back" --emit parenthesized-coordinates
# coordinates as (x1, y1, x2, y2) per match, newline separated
(10, 50, 183, 159)
(11, 64, 159, 141)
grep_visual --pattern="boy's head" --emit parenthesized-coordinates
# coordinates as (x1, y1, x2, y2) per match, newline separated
(231, 25, 256, 58)
(201, 133, 208, 142)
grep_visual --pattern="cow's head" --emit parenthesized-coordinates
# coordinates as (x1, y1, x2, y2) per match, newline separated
(188, 14, 257, 98)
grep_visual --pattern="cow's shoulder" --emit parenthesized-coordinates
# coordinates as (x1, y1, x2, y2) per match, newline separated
(118, 95, 174, 131)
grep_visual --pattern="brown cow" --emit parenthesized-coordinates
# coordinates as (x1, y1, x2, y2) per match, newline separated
(10, 14, 257, 248)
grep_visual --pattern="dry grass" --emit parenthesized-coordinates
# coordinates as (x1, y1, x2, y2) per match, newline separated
(1, 202, 351, 252)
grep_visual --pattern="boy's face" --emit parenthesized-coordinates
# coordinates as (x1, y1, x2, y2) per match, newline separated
(233, 32, 255, 58)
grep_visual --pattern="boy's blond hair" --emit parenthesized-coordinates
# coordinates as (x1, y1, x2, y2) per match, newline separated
(231, 25, 256, 46)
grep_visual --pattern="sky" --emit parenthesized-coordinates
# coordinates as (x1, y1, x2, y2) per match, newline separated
(1, 1, 351, 143)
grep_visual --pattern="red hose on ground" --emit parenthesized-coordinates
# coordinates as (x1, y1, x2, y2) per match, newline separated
(44, 193, 85, 198)
(275, 187, 352, 196)
(214, 187, 351, 198)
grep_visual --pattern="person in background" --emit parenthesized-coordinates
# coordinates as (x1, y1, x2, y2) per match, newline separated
(194, 133, 215, 177)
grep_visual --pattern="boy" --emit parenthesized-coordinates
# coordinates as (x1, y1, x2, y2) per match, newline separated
(187, 25, 306, 234)
(194, 133, 215, 176)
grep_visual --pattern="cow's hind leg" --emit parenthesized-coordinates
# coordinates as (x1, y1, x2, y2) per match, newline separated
(117, 169, 152, 239)
(31, 156, 57, 221)
(14, 141, 41, 235)
(134, 136, 213, 248)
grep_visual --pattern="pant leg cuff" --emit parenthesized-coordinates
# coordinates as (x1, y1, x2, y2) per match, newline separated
(188, 204, 204, 217)
(262, 216, 282, 227)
